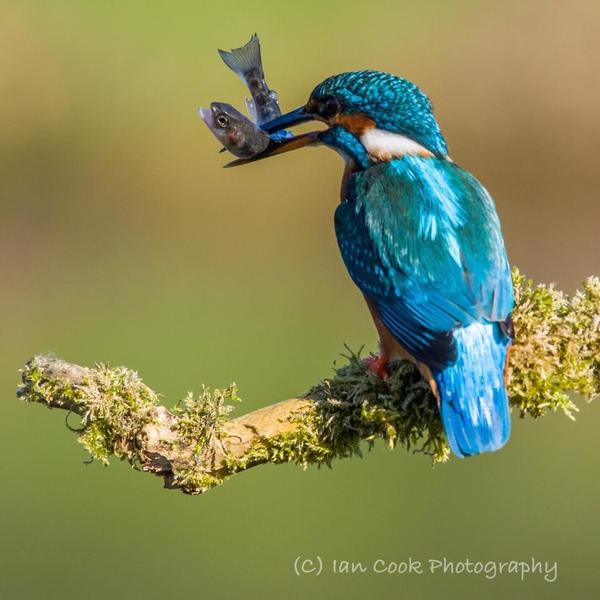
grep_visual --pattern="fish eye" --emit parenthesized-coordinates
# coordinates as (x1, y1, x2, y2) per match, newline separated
(319, 97, 342, 119)
(216, 114, 229, 128)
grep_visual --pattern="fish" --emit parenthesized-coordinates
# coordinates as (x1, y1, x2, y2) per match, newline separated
(218, 34, 282, 126)
(199, 102, 270, 158)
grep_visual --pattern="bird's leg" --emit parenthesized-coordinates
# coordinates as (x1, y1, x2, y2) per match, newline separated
(362, 297, 398, 380)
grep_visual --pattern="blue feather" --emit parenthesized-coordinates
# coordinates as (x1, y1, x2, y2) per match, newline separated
(334, 155, 514, 456)
(435, 322, 511, 457)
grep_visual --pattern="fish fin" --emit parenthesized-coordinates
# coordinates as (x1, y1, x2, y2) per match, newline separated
(218, 33, 264, 80)
(433, 322, 511, 457)
(245, 97, 257, 122)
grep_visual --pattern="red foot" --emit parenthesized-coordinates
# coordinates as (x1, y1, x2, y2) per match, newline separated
(364, 353, 390, 380)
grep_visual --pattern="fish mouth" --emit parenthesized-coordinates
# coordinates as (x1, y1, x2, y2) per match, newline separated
(225, 106, 321, 167)
(198, 107, 214, 127)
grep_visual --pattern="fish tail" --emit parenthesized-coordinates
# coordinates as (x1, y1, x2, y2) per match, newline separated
(433, 322, 511, 458)
(218, 33, 263, 81)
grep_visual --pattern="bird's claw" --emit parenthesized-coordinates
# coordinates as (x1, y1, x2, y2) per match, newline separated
(364, 354, 390, 381)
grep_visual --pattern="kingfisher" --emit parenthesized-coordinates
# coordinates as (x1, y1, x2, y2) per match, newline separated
(228, 70, 514, 458)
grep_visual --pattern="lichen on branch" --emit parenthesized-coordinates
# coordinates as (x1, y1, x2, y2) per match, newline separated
(16, 269, 600, 495)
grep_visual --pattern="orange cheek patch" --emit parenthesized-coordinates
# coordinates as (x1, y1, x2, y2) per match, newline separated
(333, 113, 376, 135)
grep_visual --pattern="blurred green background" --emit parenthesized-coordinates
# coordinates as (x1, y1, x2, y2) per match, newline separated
(1, 1, 599, 598)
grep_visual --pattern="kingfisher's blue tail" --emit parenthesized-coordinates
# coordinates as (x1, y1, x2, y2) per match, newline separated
(433, 322, 511, 457)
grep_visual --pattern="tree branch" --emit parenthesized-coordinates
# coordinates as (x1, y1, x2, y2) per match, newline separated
(16, 270, 599, 495)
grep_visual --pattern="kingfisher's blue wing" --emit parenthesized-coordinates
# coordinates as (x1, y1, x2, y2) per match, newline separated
(335, 156, 513, 370)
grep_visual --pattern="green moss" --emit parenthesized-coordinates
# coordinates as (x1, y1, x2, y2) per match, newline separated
(19, 357, 159, 465)
(508, 269, 599, 418)
(171, 471, 225, 494)
(222, 352, 449, 475)
(172, 384, 240, 452)
(303, 352, 449, 463)
(169, 384, 240, 493)
(17, 270, 600, 494)
(19, 359, 85, 409)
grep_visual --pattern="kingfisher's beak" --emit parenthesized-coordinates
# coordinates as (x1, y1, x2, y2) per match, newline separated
(225, 106, 319, 168)
(261, 106, 314, 133)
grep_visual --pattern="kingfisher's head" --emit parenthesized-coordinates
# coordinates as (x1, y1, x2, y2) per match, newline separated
(228, 70, 448, 168)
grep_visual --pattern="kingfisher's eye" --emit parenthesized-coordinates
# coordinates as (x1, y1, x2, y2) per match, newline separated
(216, 114, 229, 128)
(319, 97, 342, 119)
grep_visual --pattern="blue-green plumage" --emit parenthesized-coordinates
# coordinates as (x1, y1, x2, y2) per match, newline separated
(237, 70, 514, 458)
(313, 71, 448, 157)
(337, 157, 513, 345)
(335, 156, 513, 456)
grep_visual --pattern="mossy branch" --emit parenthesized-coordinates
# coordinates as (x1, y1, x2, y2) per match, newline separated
(16, 270, 599, 495)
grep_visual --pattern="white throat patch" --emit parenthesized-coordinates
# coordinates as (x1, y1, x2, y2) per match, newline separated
(360, 128, 433, 161)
